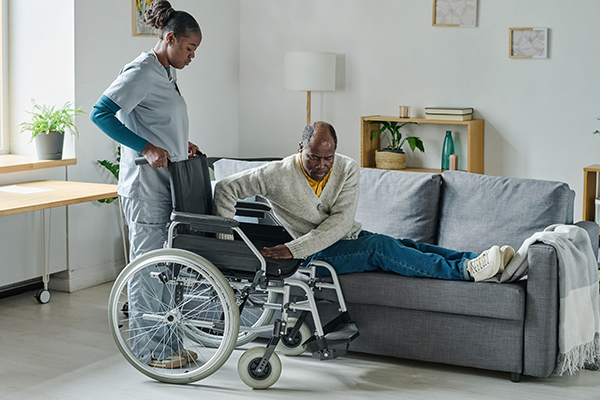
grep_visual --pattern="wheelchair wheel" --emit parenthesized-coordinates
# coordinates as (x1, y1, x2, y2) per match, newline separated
(276, 317, 310, 356)
(183, 281, 276, 348)
(108, 248, 240, 384)
(237, 346, 282, 389)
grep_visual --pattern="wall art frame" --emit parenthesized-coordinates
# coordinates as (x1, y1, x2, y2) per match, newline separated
(132, 0, 159, 37)
(432, 0, 477, 28)
(509, 27, 548, 59)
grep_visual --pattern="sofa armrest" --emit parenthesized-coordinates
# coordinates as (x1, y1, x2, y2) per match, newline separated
(575, 221, 599, 255)
(523, 242, 558, 378)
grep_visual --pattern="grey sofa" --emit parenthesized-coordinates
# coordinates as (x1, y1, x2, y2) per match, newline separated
(314, 169, 598, 382)
(213, 159, 599, 382)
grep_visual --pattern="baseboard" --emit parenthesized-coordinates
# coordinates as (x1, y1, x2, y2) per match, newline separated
(0, 278, 44, 299)
(48, 260, 126, 293)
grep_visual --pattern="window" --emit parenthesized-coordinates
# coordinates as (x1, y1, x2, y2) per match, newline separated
(0, 0, 7, 154)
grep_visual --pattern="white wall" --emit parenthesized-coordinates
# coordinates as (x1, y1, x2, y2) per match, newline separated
(238, 0, 600, 220)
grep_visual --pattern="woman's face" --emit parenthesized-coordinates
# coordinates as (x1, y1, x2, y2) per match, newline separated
(167, 32, 202, 69)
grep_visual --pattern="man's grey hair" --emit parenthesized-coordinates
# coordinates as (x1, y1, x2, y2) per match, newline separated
(301, 122, 338, 149)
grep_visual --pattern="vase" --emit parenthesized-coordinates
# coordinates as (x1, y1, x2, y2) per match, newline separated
(35, 131, 65, 160)
(375, 149, 406, 170)
(441, 130, 454, 170)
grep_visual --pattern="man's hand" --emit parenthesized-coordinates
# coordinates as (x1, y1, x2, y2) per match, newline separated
(188, 141, 199, 158)
(260, 244, 293, 260)
(141, 142, 170, 168)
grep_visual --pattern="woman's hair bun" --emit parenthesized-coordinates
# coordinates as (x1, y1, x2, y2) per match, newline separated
(144, 0, 175, 30)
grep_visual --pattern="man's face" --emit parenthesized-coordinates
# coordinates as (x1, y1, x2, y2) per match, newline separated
(300, 130, 336, 181)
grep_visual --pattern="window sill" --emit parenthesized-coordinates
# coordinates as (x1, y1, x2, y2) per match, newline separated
(0, 154, 77, 174)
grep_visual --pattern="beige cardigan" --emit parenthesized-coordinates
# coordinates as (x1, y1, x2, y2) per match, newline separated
(214, 153, 363, 259)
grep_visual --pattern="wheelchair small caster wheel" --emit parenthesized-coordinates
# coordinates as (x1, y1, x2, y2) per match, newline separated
(36, 289, 51, 304)
(276, 317, 310, 356)
(238, 347, 281, 389)
(121, 301, 129, 318)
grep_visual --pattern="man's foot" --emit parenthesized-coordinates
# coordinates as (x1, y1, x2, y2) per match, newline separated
(467, 246, 502, 282)
(500, 245, 515, 267)
(148, 354, 187, 369)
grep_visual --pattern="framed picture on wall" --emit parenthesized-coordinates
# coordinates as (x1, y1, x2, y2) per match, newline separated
(509, 28, 548, 59)
(432, 0, 477, 27)
(132, 0, 159, 37)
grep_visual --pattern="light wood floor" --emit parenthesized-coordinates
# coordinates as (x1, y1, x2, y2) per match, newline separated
(1, 282, 598, 400)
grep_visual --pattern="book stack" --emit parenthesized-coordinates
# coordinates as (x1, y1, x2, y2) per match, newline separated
(424, 107, 474, 121)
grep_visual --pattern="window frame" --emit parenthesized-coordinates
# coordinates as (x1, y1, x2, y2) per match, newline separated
(0, 0, 7, 154)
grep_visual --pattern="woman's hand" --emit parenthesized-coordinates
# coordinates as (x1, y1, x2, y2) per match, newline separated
(260, 245, 293, 260)
(188, 141, 199, 158)
(141, 142, 170, 168)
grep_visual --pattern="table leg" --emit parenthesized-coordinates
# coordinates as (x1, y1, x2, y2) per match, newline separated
(36, 209, 51, 304)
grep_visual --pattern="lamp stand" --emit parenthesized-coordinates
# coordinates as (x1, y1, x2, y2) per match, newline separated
(306, 91, 311, 125)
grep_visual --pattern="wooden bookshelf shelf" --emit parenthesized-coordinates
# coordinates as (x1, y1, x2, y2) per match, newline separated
(360, 116, 485, 174)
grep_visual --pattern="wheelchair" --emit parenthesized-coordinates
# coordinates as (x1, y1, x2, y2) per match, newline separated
(107, 154, 359, 389)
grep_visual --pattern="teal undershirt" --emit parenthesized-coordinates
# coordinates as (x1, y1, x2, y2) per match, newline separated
(89, 94, 149, 153)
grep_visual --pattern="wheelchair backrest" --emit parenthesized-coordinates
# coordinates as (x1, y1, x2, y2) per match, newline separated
(168, 153, 213, 215)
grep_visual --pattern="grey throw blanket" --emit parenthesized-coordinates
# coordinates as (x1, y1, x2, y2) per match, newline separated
(490, 224, 600, 375)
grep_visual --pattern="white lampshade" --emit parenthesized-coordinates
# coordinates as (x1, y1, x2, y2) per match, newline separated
(284, 52, 336, 92)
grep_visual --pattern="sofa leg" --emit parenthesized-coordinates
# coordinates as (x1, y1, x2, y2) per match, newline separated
(510, 372, 522, 383)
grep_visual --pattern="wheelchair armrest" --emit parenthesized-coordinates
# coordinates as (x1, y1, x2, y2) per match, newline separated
(235, 200, 272, 219)
(170, 211, 238, 235)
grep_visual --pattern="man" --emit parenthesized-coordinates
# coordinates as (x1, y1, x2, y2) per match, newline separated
(214, 121, 514, 281)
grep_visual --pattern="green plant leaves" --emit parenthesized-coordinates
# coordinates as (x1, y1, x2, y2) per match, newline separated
(369, 120, 424, 153)
(18, 100, 85, 140)
(97, 147, 120, 204)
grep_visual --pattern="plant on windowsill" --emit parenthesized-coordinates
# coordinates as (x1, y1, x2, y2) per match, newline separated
(369, 121, 424, 170)
(18, 100, 85, 160)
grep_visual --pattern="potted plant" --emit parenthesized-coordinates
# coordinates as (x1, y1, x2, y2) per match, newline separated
(369, 121, 424, 170)
(18, 101, 85, 160)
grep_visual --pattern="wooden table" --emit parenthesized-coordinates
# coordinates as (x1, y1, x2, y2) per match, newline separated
(0, 180, 119, 302)
(0, 180, 118, 216)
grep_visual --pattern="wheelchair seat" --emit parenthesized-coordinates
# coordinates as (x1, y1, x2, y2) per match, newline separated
(167, 154, 302, 279)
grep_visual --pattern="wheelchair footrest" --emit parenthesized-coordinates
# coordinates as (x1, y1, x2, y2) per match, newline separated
(305, 337, 350, 360)
(304, 312, 359, 360)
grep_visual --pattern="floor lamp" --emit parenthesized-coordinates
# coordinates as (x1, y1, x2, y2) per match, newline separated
(284, 51, 336, 125)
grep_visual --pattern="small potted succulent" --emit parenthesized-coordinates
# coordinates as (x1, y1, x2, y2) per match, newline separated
(18, 101, 85, 160)
(369, 120, 424, 170)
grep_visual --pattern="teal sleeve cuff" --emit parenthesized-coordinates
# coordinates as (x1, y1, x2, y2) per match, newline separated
(90, 94, 148, 153)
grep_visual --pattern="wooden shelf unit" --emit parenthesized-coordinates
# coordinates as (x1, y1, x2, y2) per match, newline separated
(583, 165, 600, 225)
(360, 116, 485, 174)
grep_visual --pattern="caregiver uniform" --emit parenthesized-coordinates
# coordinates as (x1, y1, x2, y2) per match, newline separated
(91, 51, 194, 365)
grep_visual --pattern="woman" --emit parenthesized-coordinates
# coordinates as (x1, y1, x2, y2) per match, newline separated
(90, 0, 201, 368)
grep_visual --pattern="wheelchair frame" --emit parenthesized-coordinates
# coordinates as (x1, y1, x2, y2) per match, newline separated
(108, 155, 358, 389)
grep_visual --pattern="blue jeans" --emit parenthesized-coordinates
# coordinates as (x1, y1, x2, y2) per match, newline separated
(309, 231, 477, 281)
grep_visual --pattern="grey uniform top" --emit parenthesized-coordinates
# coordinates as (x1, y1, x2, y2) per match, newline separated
(104, 51, 189, 203)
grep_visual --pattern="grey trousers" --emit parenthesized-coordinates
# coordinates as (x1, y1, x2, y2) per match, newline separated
(121, 196, 181, 363)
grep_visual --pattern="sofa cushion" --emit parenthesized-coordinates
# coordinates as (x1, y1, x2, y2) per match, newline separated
(356, 168, 441, 243)
(438, 171, 575, 254)
(316, 271, 526, 321)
